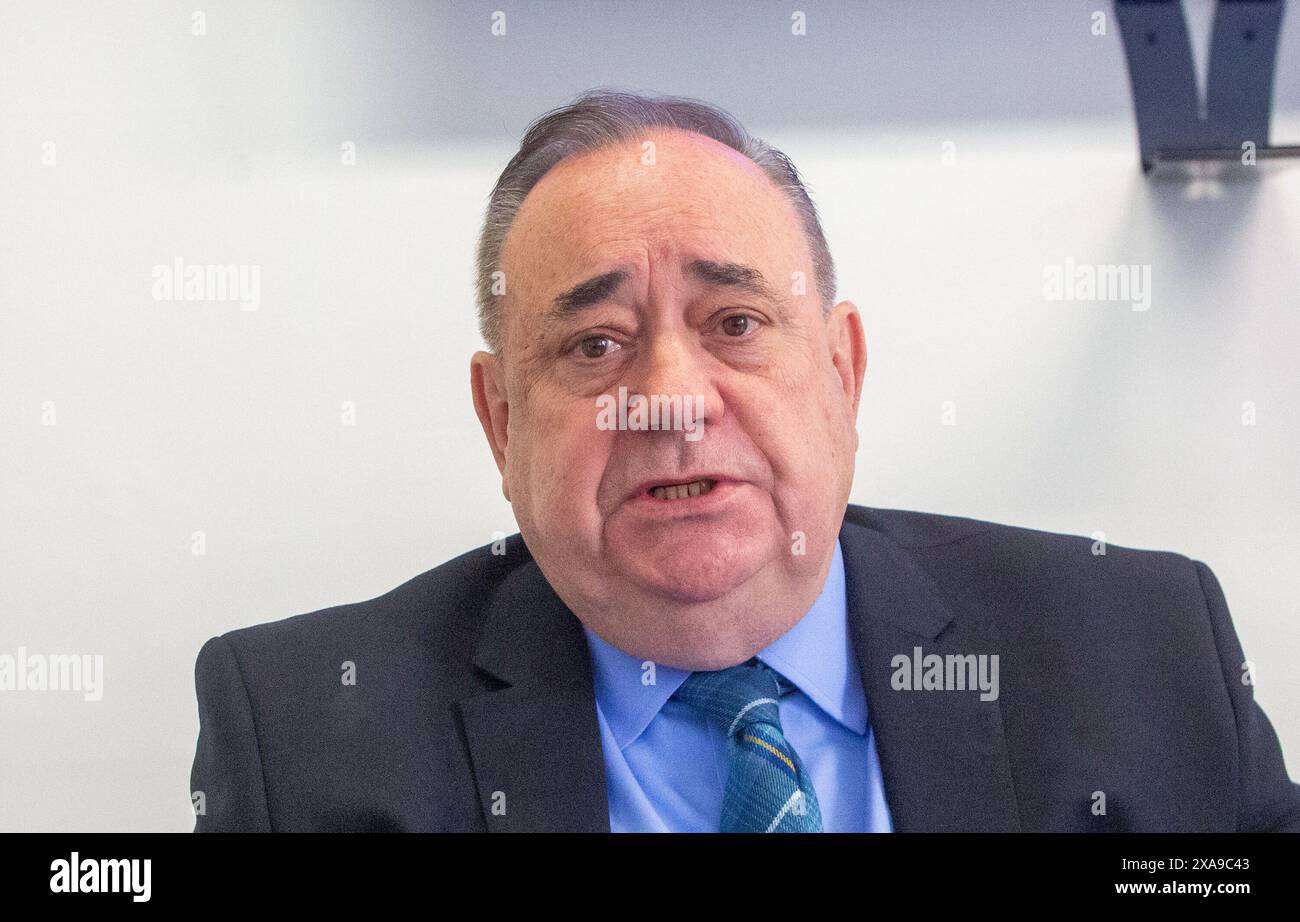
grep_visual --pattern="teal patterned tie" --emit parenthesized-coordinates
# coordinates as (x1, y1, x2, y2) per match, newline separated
(672, 657, 823, 832)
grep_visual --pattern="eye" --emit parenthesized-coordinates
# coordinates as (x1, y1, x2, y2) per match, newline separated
(575, 334, 621, 359)
(720, 314, 760, 337)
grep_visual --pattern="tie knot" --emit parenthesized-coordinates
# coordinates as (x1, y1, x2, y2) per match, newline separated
(672, 658, 790, 737)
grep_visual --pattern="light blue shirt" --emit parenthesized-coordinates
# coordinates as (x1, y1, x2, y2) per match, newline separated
(582, 539, 894, 832)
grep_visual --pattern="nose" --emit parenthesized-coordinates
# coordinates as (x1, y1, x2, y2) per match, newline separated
(627, 329, 722, 435)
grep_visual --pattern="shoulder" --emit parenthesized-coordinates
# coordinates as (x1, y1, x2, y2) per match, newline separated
(199, 535, 534, 680)
(847, 502, 1198, 564)
(843, 503, 1210, 608)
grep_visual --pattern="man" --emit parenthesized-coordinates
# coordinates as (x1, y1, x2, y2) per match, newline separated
(191, 89, 1300, 832)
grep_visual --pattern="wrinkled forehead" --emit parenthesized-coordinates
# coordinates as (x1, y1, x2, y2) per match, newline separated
(498, 129, 808, 314)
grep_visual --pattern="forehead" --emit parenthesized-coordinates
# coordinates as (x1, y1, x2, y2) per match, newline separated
(499, 128, 806, 299)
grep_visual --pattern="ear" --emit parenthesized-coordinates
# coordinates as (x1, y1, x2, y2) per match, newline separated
(828, 299, 867, 417)
(470, 350, 511, 501)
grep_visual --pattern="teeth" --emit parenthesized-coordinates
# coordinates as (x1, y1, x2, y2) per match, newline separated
(650, 479, 716, 501)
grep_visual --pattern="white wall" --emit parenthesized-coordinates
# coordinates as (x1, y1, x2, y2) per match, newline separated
(1, 0, 1297, 831)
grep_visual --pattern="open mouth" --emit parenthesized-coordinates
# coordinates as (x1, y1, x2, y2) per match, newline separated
(647, 478, 717, 501)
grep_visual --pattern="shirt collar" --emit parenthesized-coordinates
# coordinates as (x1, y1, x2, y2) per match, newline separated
(582, 538, 867, 751)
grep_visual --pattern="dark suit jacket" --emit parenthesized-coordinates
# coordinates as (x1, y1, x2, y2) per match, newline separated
(190, 504, 1300, 831)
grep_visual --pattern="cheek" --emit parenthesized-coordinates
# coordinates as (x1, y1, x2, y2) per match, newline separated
(744, 373, 849, 484)
(517, 402, 612, 511)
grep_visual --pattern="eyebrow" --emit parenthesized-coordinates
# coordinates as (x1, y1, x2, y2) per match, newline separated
(547, 259, 780, 321)
(550, 269, 630, 317)
(686, 259, 780, 302)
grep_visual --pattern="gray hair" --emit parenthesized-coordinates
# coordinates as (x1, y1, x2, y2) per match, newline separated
(474, 88, 837, 352)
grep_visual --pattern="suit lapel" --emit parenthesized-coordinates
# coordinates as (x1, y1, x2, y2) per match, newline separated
(841, 514, 1021, 831)
(456, 557, 610, 832)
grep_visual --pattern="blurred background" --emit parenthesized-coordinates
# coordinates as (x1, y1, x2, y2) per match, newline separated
(1, 0, 1297, 831)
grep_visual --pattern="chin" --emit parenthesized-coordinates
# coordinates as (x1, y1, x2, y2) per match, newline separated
(619, 533, 772, 604)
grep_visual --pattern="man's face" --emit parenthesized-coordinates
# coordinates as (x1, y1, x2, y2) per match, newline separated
(471, 128, 866, 670)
